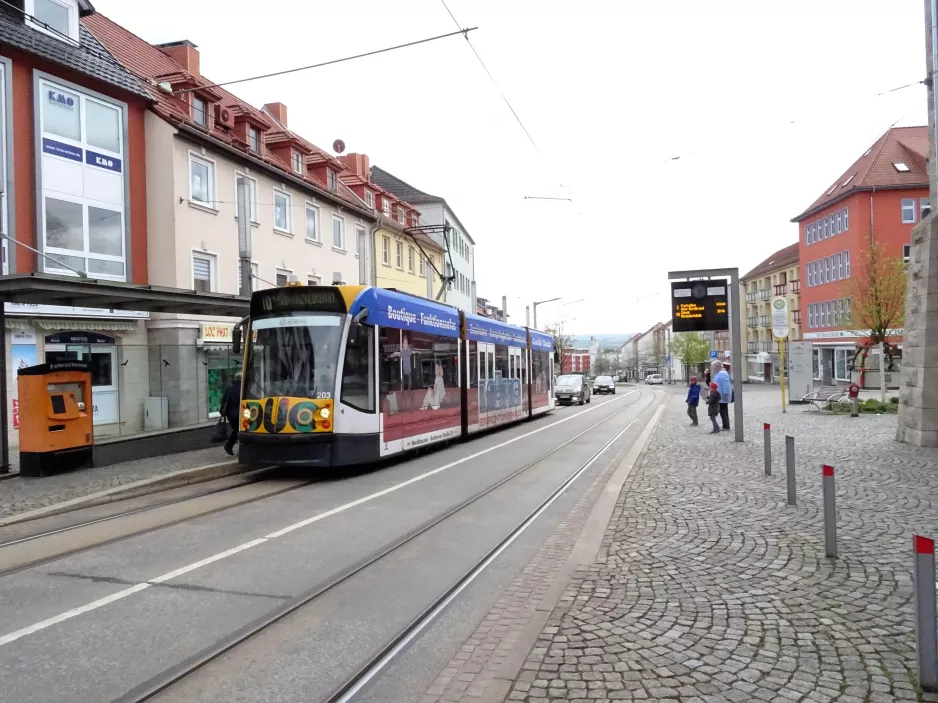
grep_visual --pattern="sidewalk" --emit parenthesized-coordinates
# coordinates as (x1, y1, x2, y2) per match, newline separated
(0, 446, 236, 520)
(424, 385, 938, 703)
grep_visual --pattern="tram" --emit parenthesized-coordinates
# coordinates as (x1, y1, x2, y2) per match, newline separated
(233, 285, 555, 468)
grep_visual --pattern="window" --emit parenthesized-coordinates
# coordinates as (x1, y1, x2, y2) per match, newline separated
(842, 173, 856, 187)
(844, 250, 850, 278)
(806, 224, 812, 245)
(835, 210, 842, 234)
(332, 216, 345, 250)
(193, 96, 208, 128)
(234, 174, 258, 223)
(806, 262, 813, 287)
(273, 189, 291, 232)
(893, 162, 911, 172)
(328, 170, 337, 192)
(355, 225, 365, 257)
(922, 198, 931, 219)
(28, 0, 78, 43)
(836, 252, 844, 280)
(365, 190, 374, 208)
(835, 349, 849, 381)
(249, 127, 260, 154)
(189, 154, 215, 207)
(276, 269, 291, 287)
(292, 150, 303, 174)
(904, 244, 911, 264)
(382, 236, 390, 265)
(843, 206, 849, 231)
(192, 253, 215, 293)
(308, 275, 321, 286)
(408, 246, 415, 273)
(398, 207, 406, 225)
(86, 99, 120, 153)
(902, 198, 917, 224)
(341, 323, 375, 413)
(396, 241, 403, 268)
(382, 198, 391, 217)
(305, 203, 320, 242)
(419, 254, 426, 277)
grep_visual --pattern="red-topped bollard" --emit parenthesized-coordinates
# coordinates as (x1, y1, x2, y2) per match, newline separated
(822, 465, 837, 558)
(914, 535, 937, 691)
(764, 423, 771, 476)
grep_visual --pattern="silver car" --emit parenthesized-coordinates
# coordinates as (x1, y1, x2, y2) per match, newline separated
(555, 374, 591, 405)
(646, 373, 663, 385)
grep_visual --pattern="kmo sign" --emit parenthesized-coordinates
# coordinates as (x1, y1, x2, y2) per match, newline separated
(772, 297, 790, 340)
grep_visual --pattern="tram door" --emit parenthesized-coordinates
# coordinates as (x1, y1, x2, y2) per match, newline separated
(477, 342, 494, 416)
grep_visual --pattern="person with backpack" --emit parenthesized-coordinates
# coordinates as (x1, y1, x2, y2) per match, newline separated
(707, 381, 722, 434)
(219, 373, 242, 456)
(685, 375, 701, 426)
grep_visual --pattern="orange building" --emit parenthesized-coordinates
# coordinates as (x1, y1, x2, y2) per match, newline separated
(791, 126, 928, 385)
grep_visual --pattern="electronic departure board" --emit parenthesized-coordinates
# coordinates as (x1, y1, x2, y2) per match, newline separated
(671, 280, 729, 332)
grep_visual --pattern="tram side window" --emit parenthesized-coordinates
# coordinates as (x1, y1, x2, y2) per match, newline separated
(521, 350, 528, 386)
(409, 331, 460, 407)
(468, 340, 478, 388)
(379, 328, 402, 412)
(341, 323, 375, 413)
(494, 344, 509, 380)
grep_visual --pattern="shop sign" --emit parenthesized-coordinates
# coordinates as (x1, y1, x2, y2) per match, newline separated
(11, 329, 36, 344)
(4, 303, 148, 318)
(85, 150, 122, 173)
(44, 332, 115, 345)
(803, 328, 904, 340)
(200, 324, 233, 343)
(42, 137, 82, 162)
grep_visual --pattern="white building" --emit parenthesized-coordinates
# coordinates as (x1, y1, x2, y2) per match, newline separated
(370, 167, 477, 312)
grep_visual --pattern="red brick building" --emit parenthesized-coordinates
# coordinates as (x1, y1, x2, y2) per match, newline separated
(792, 126, 928, 385)
(561, 349, 590, 374)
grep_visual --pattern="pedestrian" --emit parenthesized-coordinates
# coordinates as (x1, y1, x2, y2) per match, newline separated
(707, 381, 722, 433)
(220, 372, 242, 456)
(703, 368, 711, 388)
(712, 360, 731, 431)
(685, 375, 701, 426)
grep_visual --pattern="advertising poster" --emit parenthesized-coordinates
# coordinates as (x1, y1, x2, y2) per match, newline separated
(11, 340, 37, 430)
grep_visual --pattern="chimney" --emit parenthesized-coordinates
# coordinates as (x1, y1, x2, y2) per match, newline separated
(337, 153, 370, 181)
(155, 40, 200, 76)
(263, 102, 288, 128)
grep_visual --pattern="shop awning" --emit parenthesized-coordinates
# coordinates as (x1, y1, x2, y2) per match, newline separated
(34, 319, 139, 332)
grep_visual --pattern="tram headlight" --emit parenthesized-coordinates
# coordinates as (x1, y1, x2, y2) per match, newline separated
(320, 407, 330, 419)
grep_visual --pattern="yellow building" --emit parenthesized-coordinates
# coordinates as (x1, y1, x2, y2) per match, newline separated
(338, 153, 444, 299)
(741, 243, 802, 383)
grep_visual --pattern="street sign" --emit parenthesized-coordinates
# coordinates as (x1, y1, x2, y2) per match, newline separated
(709, 350, 718, 359)
(772, 297, 790, 340)
(670, 280, 729, 332)
(665, 355, 671, 362)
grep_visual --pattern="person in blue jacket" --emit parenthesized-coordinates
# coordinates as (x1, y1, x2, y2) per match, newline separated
(685, 375, 701, 426)
(712, 360, 732, 430)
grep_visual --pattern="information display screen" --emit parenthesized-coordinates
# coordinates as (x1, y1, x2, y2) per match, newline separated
(671, 280, 729, 332)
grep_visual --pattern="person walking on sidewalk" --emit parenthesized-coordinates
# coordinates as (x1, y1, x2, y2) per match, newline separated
(685, 375, 701, 426)
(707, 381, 722, 433)
(712, 360, 732, 431)
(220, 373, 242, 456)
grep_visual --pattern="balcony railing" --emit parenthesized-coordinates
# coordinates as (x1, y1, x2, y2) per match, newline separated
(792, 309, 802, 325)
(715, 330, 729, 340)
(759, 289, 771, 300)
(760, 315, 771, 327)
(745, 292, 757, 304)
(789, 280, 801, 294)
(748, 342, 759, 353)
(761, 341, 777, 352)
(747, 317, 759, 328)
(774, 283, 787, 296)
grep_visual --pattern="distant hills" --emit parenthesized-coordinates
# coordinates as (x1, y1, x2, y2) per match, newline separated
(569, 334, 635, 351)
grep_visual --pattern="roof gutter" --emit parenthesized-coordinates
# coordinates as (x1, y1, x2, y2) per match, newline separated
(790, 182, 929, 222)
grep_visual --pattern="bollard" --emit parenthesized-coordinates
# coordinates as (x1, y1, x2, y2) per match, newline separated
(914, 535, 938, 692)
(850, 396, 859, 418)
(764, 423, 771, 476)
(785, 436, 796, 505)
(822, 465, 837, 558)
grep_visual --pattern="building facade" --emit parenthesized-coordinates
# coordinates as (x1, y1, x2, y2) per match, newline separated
(371, 166, 477, 312)
(88, 15, 380, 429)
(0, 1, 155, 444)
(741, 243, 801, 383)
(792, 126, 927, 386)
(561, 349, 590, 373)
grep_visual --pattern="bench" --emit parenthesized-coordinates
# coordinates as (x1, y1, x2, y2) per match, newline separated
(801, 386, 848, 411)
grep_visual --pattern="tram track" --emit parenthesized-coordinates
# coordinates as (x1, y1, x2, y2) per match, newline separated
(115, 389, 657, 703)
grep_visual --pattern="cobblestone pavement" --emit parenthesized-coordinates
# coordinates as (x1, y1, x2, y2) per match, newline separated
(501, 386, 938, 703)
(0, 446, 233, 519)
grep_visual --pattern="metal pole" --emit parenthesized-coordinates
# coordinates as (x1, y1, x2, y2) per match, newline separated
(236, 177, 252, 297)
(879, 341, 888, 404)
(785, 435, 796, 505)
(0, 301, 8, 473)
(822, 464, 837, 558)
(502, 295, 508, 323)
(526, 305, 530, 328)
(780, 339, 787, 413)
(533, 303, 537, 330)
(764, 423, 771, 476)
(729, 269, 744, 442)
(913, 534, 938, 692)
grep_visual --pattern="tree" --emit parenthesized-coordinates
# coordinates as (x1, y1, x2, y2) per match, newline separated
(670, 332, 711, 379)
(840, 242, 906, 380)
(545, 322, 572, 371)
(593, 353, 615, 376)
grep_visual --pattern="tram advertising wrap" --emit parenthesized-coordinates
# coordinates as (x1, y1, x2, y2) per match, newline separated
(670, 280, 729, 332)
(237, 286, 554, 469)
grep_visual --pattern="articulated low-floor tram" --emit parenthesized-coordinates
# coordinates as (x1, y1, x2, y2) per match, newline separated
(233, 285, 556, 468)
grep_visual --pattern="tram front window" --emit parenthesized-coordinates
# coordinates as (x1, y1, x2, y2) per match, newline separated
(244, 314, 343, 400)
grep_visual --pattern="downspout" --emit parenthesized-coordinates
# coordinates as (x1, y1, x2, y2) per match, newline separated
(369, 221, 380, 286)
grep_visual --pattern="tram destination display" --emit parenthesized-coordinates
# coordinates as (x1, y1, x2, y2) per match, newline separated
(671, 280, 729, 332)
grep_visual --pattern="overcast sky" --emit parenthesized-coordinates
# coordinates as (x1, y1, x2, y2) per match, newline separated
(94, 0, 927, 335)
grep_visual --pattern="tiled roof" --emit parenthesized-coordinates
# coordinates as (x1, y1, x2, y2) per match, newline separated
(371, 166, 444, 205)
(792, 126, 929, 222)
(741, 242, 799, 281)
(0, 6, 148, 99)
(83, 13, 369, 214)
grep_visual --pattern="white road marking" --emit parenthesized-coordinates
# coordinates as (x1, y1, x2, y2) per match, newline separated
(0, 392, 637, 647)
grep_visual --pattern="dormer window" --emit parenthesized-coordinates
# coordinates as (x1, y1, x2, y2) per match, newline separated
(382, 198, 391, 217)
(27, 0, 79, 44)
(249, 127, 260, 154)
(364, 190, 374, 208)
(398, 207, 406, 225)
(192, 96, 208, 128)
(292, 150, 303, 174)
(327, 170, 337, 192)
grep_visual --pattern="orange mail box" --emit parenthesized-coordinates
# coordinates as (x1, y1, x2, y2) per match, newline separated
(17, 361, 94, 477)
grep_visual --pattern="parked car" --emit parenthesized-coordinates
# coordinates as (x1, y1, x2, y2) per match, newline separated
(593, 375, 616, 394)
(646, 373, 664, 385)
(612, 375, 620, 383)
(555, 374, 591, 405)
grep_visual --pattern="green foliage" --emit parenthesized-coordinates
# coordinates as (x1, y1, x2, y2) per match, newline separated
(669, 333, 711, 369)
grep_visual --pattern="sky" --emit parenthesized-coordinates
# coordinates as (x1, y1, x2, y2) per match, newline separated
(93, 0, 928, 335)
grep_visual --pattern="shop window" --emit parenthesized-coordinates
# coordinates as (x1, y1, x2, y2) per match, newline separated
(42, 83, 81, 141)
(86, 99, 121, 153)
(835, 348, 850, 381)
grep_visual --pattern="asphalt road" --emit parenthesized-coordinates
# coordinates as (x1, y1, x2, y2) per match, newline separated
(0, 389, 660, 703)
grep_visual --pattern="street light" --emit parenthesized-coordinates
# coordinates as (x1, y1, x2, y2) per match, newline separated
(532, 297, 561, 329)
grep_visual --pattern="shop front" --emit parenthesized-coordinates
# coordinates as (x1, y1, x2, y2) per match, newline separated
(199, 323, 240, 419)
